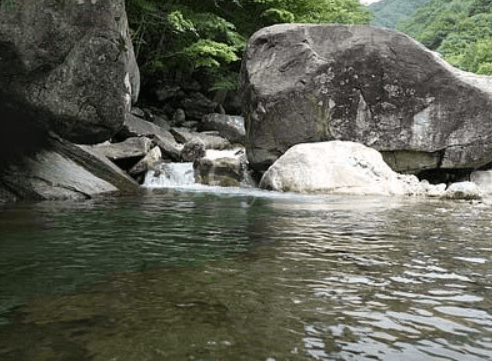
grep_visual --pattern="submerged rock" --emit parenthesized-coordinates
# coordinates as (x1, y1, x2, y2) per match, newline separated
(241, 24, 492, 174)
(259, 141, 436, 196)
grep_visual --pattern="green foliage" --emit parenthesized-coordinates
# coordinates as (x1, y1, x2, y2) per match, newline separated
(167, 10, 197, 33)
(125, 0, 375, 94)
(127, 2, 243, 73)
(477, 62, 492, 74)
(261, 8, 296, 25)
(181, 39, 239, 68)
(369, 0, 432, 29)
(291, 0, 375, 24)
(468, 0, 492, 16)
(397, 0, 492, 75)
(208, 70, 241, 92)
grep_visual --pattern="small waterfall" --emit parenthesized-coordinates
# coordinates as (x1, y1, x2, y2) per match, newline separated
(142, 149, 257, 190)
(143, 163, 197, 188)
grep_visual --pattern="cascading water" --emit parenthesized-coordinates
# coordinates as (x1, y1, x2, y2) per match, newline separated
(142, 149, 256, 190)
(143, 162, 198, 188)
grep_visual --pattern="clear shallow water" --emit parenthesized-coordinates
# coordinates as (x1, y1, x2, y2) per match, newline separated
(0, 187, 492, 361)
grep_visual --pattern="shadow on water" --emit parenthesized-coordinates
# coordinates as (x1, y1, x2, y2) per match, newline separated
(1, 190, 492, 360)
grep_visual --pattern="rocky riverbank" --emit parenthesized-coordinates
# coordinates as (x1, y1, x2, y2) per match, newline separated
(1, 2, 492, 202)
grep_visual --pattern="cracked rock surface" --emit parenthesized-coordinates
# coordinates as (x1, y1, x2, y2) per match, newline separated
(0, 0, 139, 144)
(240, 24, 492, 174)
(0, 0, 140, 201)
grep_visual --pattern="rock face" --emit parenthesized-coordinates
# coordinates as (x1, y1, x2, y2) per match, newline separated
(0, 0, 141, 201)
(259, 141, 439, 196)
(241, 24, 492, 174)
(0, 135, 139, 201)
(0, 0, 139, 144)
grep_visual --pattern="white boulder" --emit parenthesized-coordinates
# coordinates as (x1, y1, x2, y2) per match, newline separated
(259, 141, 436, 196)
(441, 182, 482, 200)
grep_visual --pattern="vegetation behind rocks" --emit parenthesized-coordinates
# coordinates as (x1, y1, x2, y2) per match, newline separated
(124, 0, 375, 104)
(369, 0, 432, 28)
(397, 0, 492, 75)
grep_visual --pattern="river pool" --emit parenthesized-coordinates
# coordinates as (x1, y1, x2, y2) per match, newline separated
(1, 186, 491, 360)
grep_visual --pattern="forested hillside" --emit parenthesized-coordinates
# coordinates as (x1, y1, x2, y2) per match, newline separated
(125, 0, 374, 96)
(369, 0, 431, 28)
(397, 0, 492, 74)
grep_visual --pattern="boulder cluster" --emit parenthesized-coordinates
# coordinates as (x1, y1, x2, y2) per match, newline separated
(0, 0, 250, 201)
(2, 2, 492, 201)
(85, 111, 252, 188)
(259, 140, 485, 200)
(241, 24, 492, 175)
(240, 23, 492, 199)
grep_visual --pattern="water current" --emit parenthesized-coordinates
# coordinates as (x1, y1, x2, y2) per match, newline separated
(1, 178, 492, 360)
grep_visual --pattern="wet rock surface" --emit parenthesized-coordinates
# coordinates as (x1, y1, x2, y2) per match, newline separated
(194, 149, 255, 188)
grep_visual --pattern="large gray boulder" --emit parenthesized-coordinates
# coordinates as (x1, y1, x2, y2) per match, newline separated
(0, 0, 139, 144)
(241, 24, 492, 173)
(259, 141, 440, 196)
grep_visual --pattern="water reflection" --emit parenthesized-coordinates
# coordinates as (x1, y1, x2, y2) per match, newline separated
(0, 191, 491, 360)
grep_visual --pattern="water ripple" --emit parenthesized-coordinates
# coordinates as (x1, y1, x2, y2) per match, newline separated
(1, 193, 491, 360)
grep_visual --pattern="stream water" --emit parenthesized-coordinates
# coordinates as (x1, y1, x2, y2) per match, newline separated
(1, 172, 492, 360)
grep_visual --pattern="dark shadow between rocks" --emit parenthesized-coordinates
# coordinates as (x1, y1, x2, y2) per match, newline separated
(0, 91, 52, 170)
(416, 168, 473, 185)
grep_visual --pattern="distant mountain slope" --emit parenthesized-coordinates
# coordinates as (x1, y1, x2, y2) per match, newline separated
(396, 0, 492, 75)
(369, 0, 432, 28)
